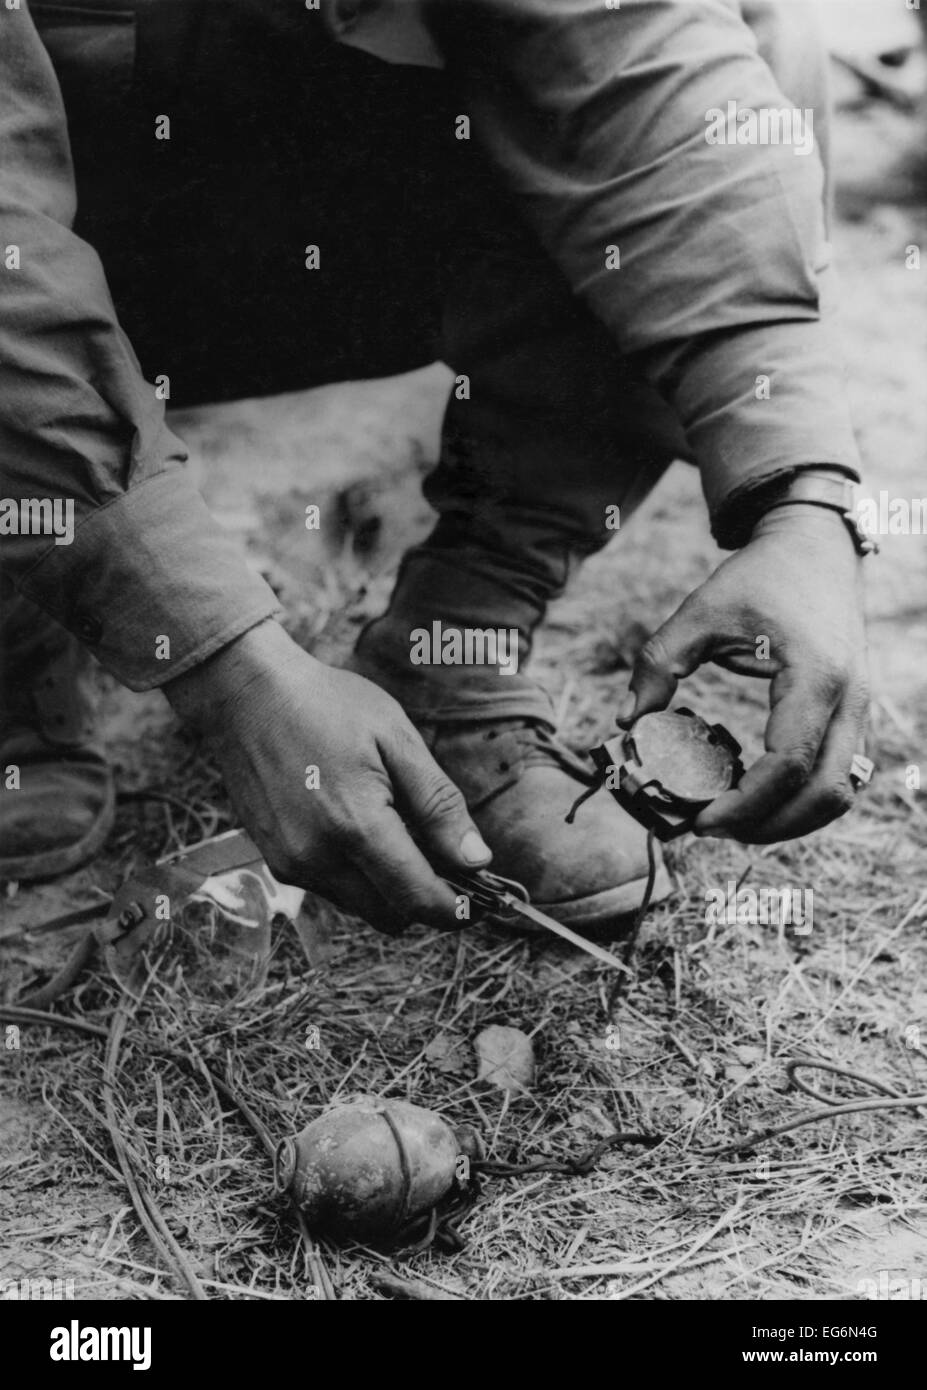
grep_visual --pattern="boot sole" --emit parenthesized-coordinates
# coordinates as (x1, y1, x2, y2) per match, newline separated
(0, 777, 116, 883)
(497, 860, 674, 938)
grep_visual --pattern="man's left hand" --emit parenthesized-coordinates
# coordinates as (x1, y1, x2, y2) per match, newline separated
(618, 502, 871, 842)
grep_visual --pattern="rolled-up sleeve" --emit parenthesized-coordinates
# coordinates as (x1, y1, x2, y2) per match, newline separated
(0, 3, 280, 690)
(429, 0, 862, 546)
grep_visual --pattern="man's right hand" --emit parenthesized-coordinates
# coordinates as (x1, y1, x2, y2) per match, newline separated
(165, 621, 491, 934)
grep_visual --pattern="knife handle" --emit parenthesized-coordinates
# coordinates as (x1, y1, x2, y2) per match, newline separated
(438, 868, 529, 918)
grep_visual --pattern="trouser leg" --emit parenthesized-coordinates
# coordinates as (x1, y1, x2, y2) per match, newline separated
(346, 193, 685, 925)
(350, 197, 689, 723)
(40, 0, 450, 405)
(0, 590, 115, 880)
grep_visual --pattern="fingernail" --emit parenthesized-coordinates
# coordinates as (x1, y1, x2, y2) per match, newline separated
(461, 829, 492, 865)
(616, 695, 636, 725)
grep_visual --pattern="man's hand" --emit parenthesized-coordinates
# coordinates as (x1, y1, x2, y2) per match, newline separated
(165, 621, 491, 933)
(618, 504, 871, 842)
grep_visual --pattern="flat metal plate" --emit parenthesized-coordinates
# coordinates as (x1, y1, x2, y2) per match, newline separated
(627, 711, 738, 804)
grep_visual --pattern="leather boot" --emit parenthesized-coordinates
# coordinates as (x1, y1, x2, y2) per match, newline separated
(0, 596, 114, 881)
(418, 716, 672, 935)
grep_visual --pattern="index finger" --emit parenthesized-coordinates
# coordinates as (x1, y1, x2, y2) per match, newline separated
(353, 804, 466, 930)
(694, 666, 840, 839)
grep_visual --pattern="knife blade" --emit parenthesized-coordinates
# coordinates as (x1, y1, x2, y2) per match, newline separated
(442, 869, 632, 976)
(498, 895, 633, 975)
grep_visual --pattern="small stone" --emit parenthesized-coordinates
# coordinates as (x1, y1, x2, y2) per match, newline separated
(475, 1025, 535, 1093)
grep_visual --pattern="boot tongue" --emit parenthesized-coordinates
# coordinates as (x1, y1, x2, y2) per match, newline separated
(523, 722, 594, 773)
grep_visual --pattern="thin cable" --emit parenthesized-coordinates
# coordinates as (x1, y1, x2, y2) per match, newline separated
(607, 825, 658, 1018)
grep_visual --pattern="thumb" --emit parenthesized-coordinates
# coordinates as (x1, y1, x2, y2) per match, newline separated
(381, 723, 492, 872)
(617, 602, 713, 726)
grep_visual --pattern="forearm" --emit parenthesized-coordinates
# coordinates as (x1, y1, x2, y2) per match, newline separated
(0, 1, 279, 688)
(431, 0, 861, 544)
(164, 619, 297, 729)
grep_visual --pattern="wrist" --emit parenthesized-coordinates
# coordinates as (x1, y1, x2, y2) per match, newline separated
(164, 619, 299, 726)
(721, 466, 860, 549)
(750, 500, 864, 562)
(747, 469, 874, 558)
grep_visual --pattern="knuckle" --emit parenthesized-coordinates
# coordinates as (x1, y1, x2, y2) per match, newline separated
(389, 714, 426, 751)
(818, 783, 855, 820)
(779, 749, 815, 793)
(415, 775, 467, 825)
(849, 680, 872, 718)
(638, 635, 669, 674)
(390, 883, 437, 925)
(815, 660, 847, 703)
(683, 593, 712, 629)
(328, 813, 369, 854)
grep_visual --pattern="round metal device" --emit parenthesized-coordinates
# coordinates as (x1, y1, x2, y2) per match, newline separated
(589, 707, 745, 841)
(627, 709, 742, 805)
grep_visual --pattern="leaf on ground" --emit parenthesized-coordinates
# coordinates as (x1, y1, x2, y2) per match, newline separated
(475, 1025, 535, 1093)
(292, 902, 334, 968)
(424, 1032, 469, 1075)
(724, 1064, 752, 1085)
(678, 1096, 705, 1124)
(567, 1106, 615, 1138)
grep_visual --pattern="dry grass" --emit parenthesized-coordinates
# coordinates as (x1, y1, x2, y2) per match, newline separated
(2, 93, 927, 1302)
(3, 478, 925, 1301)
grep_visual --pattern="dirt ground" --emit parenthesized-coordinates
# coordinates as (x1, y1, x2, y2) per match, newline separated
(2, 45, 926, 1301)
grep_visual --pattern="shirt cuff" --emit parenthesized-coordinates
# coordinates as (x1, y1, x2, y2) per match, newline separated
(668, 319, 862, 549)
(18, 468, 282, 690)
